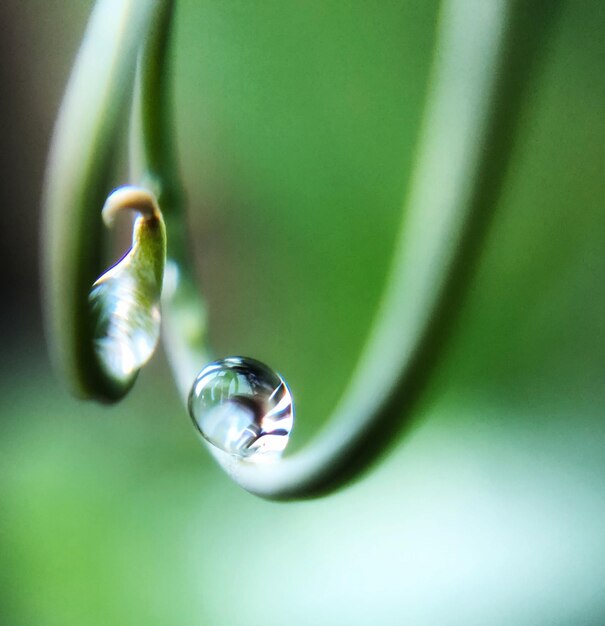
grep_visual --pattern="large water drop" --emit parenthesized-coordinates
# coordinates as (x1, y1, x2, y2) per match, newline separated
(188, 357, 294, 460)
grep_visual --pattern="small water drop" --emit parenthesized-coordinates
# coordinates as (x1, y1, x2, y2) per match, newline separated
(188, 357, 294, 460)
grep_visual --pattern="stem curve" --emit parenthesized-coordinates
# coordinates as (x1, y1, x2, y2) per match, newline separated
(44, 0, 559, 497)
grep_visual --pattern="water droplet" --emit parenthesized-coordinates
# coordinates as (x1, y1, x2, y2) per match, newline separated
(188, 357, 294, 460)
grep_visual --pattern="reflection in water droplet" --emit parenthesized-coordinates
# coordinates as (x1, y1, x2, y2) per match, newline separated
(188, 357, 294, 460)
(89, 253, 161, 384)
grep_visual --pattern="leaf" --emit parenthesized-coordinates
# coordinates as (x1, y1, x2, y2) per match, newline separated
(89, 186, 166, 396)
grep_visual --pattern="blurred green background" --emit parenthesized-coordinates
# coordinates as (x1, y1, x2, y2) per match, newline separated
(1, 1, 604, 624)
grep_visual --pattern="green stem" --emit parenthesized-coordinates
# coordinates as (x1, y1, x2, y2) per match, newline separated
(216, 0, 517, 498)
(129, 0, 210, 399)
(46, 0, 558, 498)
(42, 0, 164, 400)
(135, 0, 556, 499)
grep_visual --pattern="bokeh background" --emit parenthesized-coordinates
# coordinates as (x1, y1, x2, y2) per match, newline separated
(1, 1, 604, 624)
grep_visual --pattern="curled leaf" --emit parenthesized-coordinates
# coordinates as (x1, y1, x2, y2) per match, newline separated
(89, 186, 166, 393)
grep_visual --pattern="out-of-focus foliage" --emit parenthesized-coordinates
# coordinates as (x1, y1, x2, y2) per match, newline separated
(0, 2, 604, 625)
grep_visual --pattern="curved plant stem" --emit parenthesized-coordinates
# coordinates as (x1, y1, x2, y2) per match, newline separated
(135, 0, 556, 499)
(45, 0, 558, 498)
(128, 0, 211, 397)
(213, 0, 516, 497)
(42, 0, 162, 400)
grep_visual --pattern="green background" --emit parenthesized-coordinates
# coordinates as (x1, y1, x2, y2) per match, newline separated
(1, 1, 604, 624)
